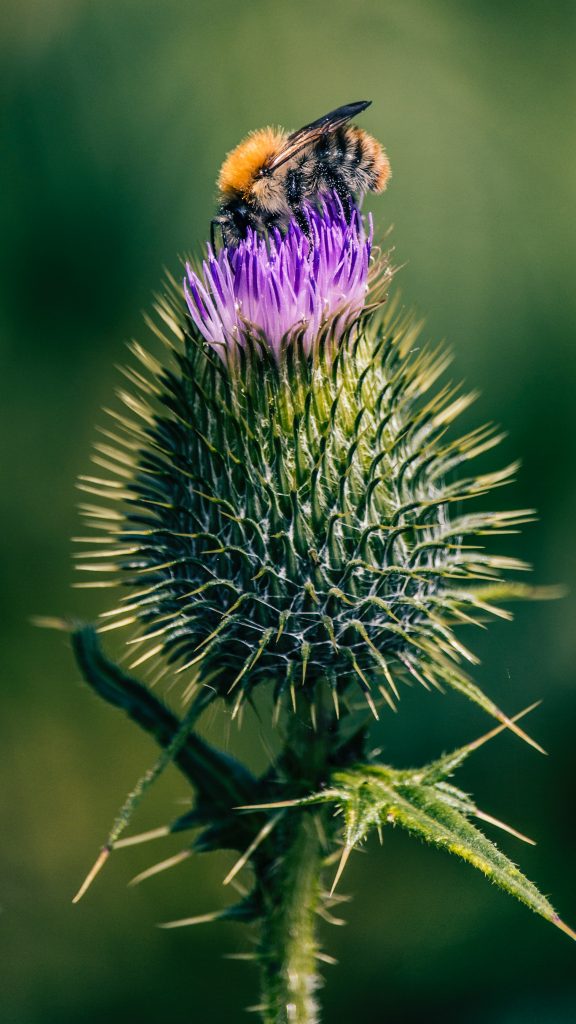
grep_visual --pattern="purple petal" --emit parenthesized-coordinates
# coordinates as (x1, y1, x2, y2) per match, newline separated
(183, 191, 372, 364)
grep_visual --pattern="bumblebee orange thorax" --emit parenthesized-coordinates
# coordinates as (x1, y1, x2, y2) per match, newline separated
(217, 127, 287, 199)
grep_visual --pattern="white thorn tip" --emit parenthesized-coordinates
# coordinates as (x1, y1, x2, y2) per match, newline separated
(112, 826, 170, 849)
(158, 911, 222, 929)
(129, 849, 192, 886)
(330, 844, 353, 896)
(474, 810, 536, 846)
(72, 847, 110, 904)
(552, 915, 576, 942)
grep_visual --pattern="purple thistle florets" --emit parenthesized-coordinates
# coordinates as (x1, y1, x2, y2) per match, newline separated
(184, 194, 372, 361)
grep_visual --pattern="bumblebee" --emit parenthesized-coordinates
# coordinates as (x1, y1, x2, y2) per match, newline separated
(212, 100, 390, 247)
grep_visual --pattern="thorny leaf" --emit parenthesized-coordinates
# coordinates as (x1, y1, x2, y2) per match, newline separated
(244, 716, 575, 942)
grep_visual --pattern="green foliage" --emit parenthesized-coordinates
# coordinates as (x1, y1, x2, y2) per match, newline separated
(261, 735, 575, 940)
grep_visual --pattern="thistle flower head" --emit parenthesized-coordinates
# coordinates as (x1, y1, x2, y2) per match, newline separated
(184, 195, 372, 362)
(78, 196, 538, 739)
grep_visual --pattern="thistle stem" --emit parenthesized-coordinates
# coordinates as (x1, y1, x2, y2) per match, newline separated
(258, 811, 323, 1024)
(257, 701, 334, 1024)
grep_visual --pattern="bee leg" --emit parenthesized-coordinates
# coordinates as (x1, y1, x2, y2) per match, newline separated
(323, 171, 353, 221)
(210, 218, 226, 252)
(286, 169, 311, 237)
(292, 205, 311, 238)
(210, 217, 229, 252)
(287, 168, 305, 205)
(339, 190, 352, 222)
(210, 218, 218, 251)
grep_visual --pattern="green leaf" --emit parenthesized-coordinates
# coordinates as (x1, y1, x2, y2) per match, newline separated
(325, 763, 575, 940)
(248, 730, 575, 943)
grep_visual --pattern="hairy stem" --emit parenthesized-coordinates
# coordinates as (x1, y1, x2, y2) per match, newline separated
(257, 700, 335, 1023)
(258, 811, 323, 1024)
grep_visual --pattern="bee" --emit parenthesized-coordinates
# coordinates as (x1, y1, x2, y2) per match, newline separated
(212, 100, 390, 247)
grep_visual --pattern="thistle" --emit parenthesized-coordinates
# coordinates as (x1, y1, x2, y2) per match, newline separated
(69, 187, 574, 1024)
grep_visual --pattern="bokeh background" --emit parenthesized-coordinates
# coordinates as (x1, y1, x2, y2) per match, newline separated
(2, 2, 575, 1021)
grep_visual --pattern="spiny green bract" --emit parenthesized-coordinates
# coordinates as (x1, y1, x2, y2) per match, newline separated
(251, 737, 575, 941)
(78, 276, 534, 731)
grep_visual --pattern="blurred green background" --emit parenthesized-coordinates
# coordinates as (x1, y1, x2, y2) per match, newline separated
(2, 2, 575, 1021)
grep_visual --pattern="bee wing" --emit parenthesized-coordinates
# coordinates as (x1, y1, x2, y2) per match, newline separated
(266, 100, 371, 172)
